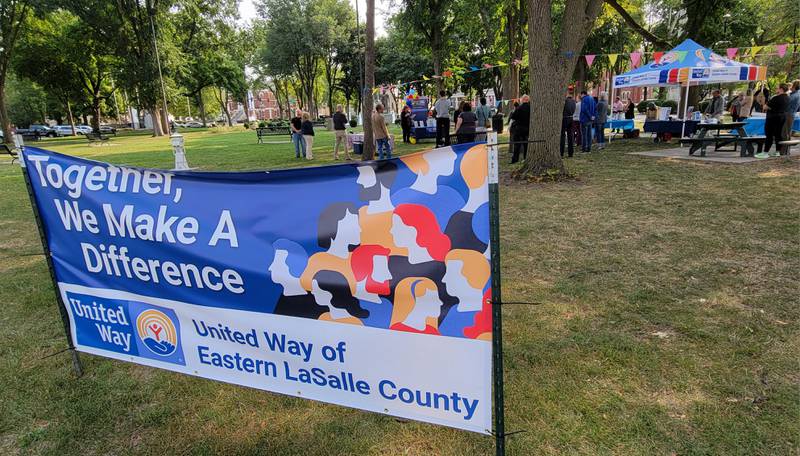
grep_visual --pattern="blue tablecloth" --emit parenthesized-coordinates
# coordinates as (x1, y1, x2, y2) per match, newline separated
(741, 116, 800, 136)
(643, 120, 700, 136)
(605, 119, 634, 130)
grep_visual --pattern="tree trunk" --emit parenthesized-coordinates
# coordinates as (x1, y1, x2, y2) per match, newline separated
(161, 106, 170, 133)
(362, 0, 376, 160)
(152, 109, 164, 136)
(197, 92, 207, 127)
(519, 0, 603, 178)
(91, 90, 102, 133)
(66, 99, 76, 136)
(0, 76, 11, 145)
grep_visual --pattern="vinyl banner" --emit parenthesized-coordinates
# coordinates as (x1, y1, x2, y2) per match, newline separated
(22, 144, 493, 434)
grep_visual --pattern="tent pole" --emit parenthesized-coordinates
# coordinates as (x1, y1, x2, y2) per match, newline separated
(609, 81, 615, 143)
(681, 82, 690, 140)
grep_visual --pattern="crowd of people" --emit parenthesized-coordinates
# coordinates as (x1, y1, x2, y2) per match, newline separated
(287, 77, 798, 162)
(559, 91, 636, 157)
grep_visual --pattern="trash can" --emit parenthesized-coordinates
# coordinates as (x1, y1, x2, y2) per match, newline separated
(353, 142, 363, 155)
(492, 113, 504, 134)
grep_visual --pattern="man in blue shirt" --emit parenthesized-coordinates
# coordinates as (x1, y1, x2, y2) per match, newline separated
(579, 91, 596, 152)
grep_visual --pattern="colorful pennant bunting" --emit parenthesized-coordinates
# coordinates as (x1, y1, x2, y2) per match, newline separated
(629, 52, 641, 67)
(776, 43, 787, 57)
(727, 47, 738, 59)
(585, 54, 595, 67)
(608, 54, 618, 66)
(653, 51, 664, 63)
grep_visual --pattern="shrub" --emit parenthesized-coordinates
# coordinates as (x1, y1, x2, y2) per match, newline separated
(661, 100, 678, 114)
(243, 121, 250, 129)
(638, 99, 661, 113)
(697, 100, 710, 113)
(349, 119, 357, 128)
(258, 121, 266, 128)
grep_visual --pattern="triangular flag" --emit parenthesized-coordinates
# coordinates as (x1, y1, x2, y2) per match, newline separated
(483, 63, 492, 68)
(496, 60, 506, 66)
(422, 75, 430, 81)
(776, 43, 788, 57)
(629, 52, 641, 67)
(751, 46, 762, 56)
(469, 65, 479, 71)
(653, 51, 664, 63)
(372, 87, 380, 94)
(608, 54, 618, 66)
(675, 51, 688, 62)
(585, 54, 596, 67)
(727, 48, 738, 59)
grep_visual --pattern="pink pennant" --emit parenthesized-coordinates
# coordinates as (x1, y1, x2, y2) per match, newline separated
(726, 48, 738, 59)
(585, 54, 596, 67)
(629, 52, 641, 67)
(776, 43, 788, 57)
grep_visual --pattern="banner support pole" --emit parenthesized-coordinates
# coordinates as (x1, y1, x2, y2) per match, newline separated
(487, 132, 505, 456)
(18, 148, 84, 377)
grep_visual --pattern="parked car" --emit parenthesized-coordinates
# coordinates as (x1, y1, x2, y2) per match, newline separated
(29, 124, 59, 137)
(184, 121, 210, 128)
(53, 125, 76, 136)
(75, 125, 93, 134)
(99, 125, 117, 135)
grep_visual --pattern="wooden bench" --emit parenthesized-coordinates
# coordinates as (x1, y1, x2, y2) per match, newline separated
(1, 143, 18, 163)
(85, 132, 110, 145)
(778, 139, 799, 155)
(680, 135, 765, 157)
(256, 127, 292, 144)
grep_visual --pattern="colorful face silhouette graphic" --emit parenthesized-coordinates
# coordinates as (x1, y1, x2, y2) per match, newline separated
(391, 277, 443, 333)
(391, 204, 451, 263)
(269, 239, 308, 296)
(318, 202, 361, 258)
(311, 269, 368, 322)
(357, 161, 398, 202)
(402, 148, 457, 195)
(351, 244, 392, 300)
(443, 249, 490, 312)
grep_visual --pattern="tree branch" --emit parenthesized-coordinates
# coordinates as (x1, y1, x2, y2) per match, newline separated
(605, 0, 671, 49)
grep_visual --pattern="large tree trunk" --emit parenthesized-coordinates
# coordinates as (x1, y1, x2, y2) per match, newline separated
(160, 106, 170, 133)
(152, 109, 164, 136)
(519, 0, 603, 177)
(0, 76, 11, 145)
(197, 92, 207, 127)
(431, 31, 444, 93)
(66, 99, 76, 136)
(362, 0, 376, 160)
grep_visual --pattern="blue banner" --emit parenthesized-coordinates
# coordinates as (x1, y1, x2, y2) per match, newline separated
(23, 144, 493, 433)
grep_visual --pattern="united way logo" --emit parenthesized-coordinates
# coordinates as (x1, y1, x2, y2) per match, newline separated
(130, 302, 184, 365)
(137, 309, 178, 356)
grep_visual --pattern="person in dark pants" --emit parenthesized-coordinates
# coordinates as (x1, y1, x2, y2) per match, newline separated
(433, 90, 451, 147)
(455, 101, 477, 144)
(400, 105, 413, 143)
(764, 83, 790, 155)
(509, 95, 530, 163)
(560, 95, 576, 157)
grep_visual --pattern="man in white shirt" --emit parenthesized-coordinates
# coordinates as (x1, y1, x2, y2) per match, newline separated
(433, 90, 451, 146)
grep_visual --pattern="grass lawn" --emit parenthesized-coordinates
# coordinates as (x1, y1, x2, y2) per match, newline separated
(1, 126, 797, 455)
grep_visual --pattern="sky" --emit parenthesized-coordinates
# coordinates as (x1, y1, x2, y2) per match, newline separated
(239, 0, 391, 36)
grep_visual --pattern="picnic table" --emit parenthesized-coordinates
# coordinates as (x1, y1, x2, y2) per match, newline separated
(643, 119, 700, 142)
(741, 114, 800, 136)
(679, 122, 765, 157)
(345, 133, 395, 150)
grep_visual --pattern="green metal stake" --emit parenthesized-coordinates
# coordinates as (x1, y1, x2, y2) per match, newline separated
(487, 132, 505, 456)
